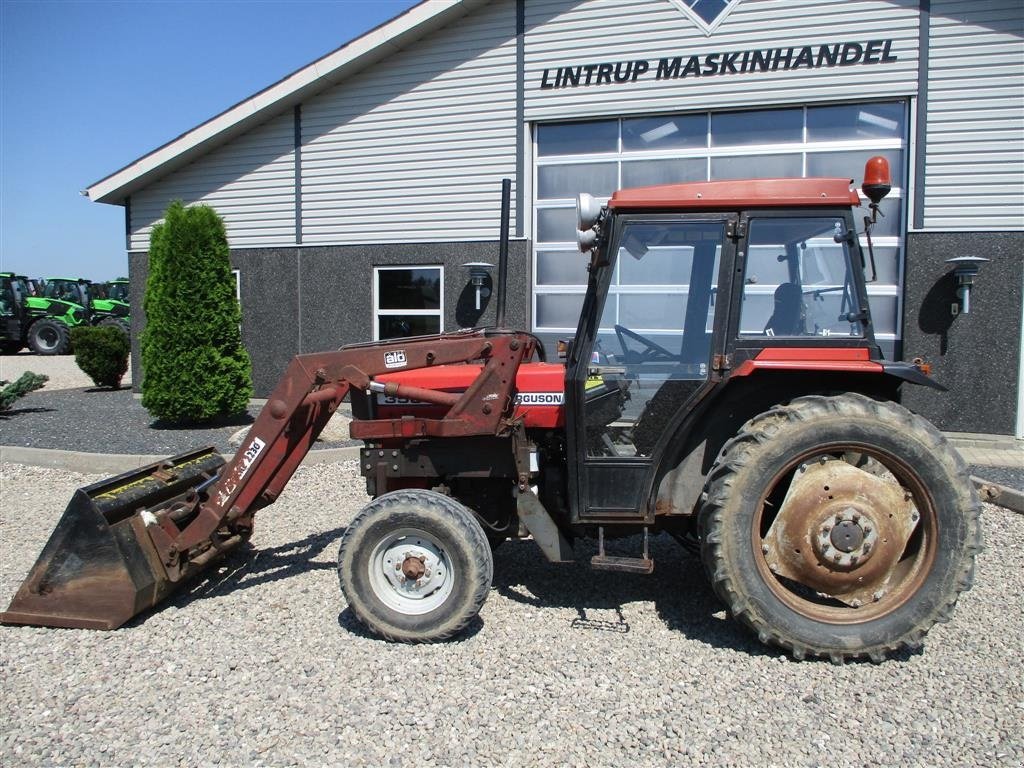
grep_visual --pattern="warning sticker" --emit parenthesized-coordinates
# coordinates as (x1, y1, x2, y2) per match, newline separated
(239, 437, 266, 478)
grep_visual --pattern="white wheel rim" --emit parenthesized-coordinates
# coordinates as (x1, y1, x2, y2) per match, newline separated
(368, 528, 454, 615)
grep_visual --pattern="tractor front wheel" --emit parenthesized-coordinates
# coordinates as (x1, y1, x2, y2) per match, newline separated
(27, 318, 70, 355)
(699, 393, 982, 663)
(338, 489, 493, 642)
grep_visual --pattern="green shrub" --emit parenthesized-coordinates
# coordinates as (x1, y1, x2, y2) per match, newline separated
(71, 326, 129, 389)
(0, 372, 48, 410)
(141, 201, 253, 423)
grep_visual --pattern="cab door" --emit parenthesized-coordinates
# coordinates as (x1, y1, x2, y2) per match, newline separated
(566, 213, 737, 522)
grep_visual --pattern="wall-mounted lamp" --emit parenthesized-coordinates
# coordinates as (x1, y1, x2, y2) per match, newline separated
(945, 256, 989, 316)
(463, 262, 494, 311)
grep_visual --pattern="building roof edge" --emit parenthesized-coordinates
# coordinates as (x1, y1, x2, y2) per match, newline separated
(86, 0, 486, 205)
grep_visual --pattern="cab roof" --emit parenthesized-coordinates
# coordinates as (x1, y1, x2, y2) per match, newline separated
(607, 178, 861, 211)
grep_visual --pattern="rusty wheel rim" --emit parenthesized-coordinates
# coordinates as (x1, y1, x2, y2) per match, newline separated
(752, 443, 938, 624)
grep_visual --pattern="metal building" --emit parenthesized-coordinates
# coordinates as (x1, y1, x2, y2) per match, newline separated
(85, 0, 1024, 437)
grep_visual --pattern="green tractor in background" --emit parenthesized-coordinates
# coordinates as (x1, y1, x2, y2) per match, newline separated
(42, 277, 130, 334)
(83, 278, 131, 335)
(103, 278, 129, 303)
(0, 275, 132, 355)
(0, 273, 88, 355)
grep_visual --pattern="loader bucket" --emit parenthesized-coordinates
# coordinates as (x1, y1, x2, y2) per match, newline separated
(1, 447, 225, 630)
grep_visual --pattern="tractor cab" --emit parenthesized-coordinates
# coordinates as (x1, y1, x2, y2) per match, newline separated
(42, 278, 91, 312)
(566, 173, 890, 521)
(105, 279, 129, 303)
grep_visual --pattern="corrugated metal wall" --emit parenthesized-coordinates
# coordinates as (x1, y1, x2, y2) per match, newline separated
(131, 0, 518, 250)
(524, 0, 921, 120)
(299, 0, 518, 244)
(923, 1, 1024, 230)
(126, 0, 1023, 249)
(130, 111, 295, 251)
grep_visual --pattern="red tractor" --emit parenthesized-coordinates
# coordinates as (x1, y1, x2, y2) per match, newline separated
(2, 159, 981, 663)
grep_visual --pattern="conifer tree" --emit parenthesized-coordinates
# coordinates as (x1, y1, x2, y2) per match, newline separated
(141, 201, 252, 422)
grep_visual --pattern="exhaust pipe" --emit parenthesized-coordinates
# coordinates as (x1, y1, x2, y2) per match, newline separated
(495, 178, 511, 329)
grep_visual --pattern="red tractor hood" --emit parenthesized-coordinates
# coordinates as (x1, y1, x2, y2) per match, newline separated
(375, 362, 566, 428)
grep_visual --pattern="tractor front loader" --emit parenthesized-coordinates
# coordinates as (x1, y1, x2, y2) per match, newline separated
(1, 159, 983, 662)
(1, 330, 534, 630)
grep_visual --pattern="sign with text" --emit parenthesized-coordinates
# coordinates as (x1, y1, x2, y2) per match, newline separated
(539, 40, 898, 90)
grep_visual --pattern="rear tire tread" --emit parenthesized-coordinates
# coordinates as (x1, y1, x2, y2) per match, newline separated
(27, 318, 71, 356)
(699, 393, 982, 663)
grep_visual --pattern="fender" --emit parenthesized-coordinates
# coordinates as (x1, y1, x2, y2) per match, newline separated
(730, 347, 944, 390)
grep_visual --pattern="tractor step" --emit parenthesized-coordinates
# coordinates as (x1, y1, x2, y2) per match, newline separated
(590, 526, 654, 574)
(590, 554, 655, 574)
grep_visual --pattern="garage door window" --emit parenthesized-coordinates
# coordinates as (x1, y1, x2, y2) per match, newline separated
(534, 101, 907, 356)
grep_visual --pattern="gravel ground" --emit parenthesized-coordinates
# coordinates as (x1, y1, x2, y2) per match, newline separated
(1, 461, 1021, 767)
(0, 352, 116, 392)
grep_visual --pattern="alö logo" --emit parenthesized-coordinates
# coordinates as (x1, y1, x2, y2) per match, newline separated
(667, 0, 743, 36)
(384, 350, 407, 369)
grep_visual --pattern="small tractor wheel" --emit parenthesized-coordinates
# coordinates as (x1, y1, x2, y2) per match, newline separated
(27, 318, 71, 355)
(97, 317, 130, 336)
(698, 393, 982, 663)
(338, 489, 493, 642)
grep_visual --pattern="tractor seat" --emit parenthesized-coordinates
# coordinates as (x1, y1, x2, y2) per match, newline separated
(764, 283, 806, 337)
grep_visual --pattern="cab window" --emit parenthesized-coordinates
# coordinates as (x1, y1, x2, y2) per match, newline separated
(739, 217, 864, 338)
(584, 219, 724, 458)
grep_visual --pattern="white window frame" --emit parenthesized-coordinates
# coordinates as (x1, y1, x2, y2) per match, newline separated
(372, 265, 444, 341)
(532, 101, 909, 343)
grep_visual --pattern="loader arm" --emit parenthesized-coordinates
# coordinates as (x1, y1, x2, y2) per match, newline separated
(148, 328, 535, 580)
(1, 329, 534, 630)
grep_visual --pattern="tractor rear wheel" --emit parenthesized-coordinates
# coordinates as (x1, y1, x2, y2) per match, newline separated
(97, 316, 130, 336)
(0, 340, 22, 354)
(698, 393, 982, 663)
(28, 318, 70, 355)
(338, 489, 493, 642)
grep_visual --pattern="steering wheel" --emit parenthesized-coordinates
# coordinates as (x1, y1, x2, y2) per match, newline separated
(614, 324, 677, 364)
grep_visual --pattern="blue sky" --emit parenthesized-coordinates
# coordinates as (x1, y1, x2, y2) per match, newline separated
(1, 0, 418, 281)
